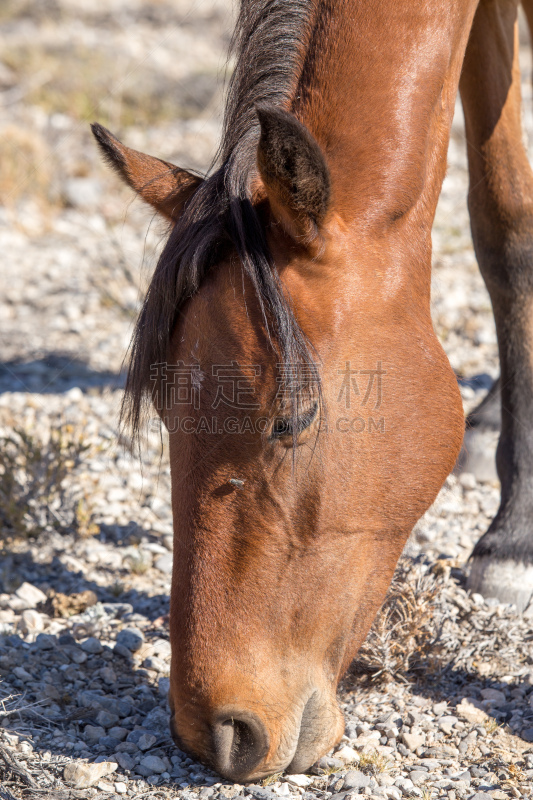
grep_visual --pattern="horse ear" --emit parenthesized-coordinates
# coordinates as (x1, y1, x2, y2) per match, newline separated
(256, 105, 331, 243)
(91, 123, 202, 221)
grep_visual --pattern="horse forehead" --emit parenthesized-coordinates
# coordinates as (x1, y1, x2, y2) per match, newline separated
(172, 265, 266, 363)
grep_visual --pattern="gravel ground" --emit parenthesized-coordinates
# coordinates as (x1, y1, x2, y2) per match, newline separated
(1, 2, 533, 799)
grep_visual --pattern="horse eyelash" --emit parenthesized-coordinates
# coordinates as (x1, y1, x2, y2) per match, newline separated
(270, 401, 318, 440)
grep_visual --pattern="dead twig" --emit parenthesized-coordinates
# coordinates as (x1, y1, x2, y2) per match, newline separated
(0, 738, 37, 789)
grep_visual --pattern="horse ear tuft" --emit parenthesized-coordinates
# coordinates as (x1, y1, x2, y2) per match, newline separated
(256, 105, 330, 241)
(91, 122, 202, 221)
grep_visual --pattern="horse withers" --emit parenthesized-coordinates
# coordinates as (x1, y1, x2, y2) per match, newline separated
(93, 0, 533, 782)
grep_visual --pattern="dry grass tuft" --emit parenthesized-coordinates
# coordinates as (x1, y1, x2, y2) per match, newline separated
(0, 420, 96, 539)
(261, 772, 283, 787)
(357, 750, 393, 775)
(0, 125, 55, 209)
(353, 558, 447, 681)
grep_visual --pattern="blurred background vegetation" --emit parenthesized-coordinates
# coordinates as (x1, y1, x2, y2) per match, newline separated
(0, 0, 231, 218)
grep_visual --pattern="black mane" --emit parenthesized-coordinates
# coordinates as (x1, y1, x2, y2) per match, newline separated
(123, 0, 320, 439)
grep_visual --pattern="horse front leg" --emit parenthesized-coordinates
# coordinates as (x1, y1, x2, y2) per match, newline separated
(460, 0, 533, 610)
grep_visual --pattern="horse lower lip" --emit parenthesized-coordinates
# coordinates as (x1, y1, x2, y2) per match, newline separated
(286, 690, 332, 774)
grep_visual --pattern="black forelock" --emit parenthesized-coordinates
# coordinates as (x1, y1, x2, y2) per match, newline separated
(122, 0, 321, 441)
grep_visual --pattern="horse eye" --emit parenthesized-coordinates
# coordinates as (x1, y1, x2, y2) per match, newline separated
(270, 402, 318, 440)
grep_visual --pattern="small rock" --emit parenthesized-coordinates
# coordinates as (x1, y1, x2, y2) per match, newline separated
(108, 726, 128, 741)
(438, 715, 458, 734)
(140, 754, 167, 774)
(480, 688, 506, 705)
(43, 684, 61, 701)
(18, 609, 44, 635)
(64, 646, 87, 665)
(126, 729, 145, 745)
(354, 731, 381, 750)
(143, 655, 167, 672)
(416, 759, 440, 770)
(245, 786, 276, 800)
(99, 735, 121, 749)
(394, 777, 415, 795)
(286, 774, 312, 788)
(142, 706, 168, 733)
(459, 472, 477, 489)
(96, 710, 120, 729)
(35, 633, 55, 650)
(470, 767, 488, 778)
(114, 643, 133, 659)
(81, 637, 103, 654)
(521, 727, 533, 742)
(400, 730, 425, 751)
(115, 782, 128, 795)
(100, 666, 117, 684)
(329, 775, 346, 794)
(384, 788, 401, 800)
(115, 742, 138, 754)
(469, 794, 493, 800)
(13, 666, 32, 682)
(409, 771, 428, 784)
(97, 781, 115, 792)
(84, 725, 106, 743)
(77, 690, 132, 719)
(116, 627, 144, 652)
(343, 770, 371, 790)
(456, 698, 488, 725)
(102, 602, 133, 618)
(115, 752, 135, 771)
(0, 609, 16, 625)
(138, 732, 158, 751)
(155, 553, 173, 574)
(64, 760, 117, 788)
(335, 744, 360, 763)
(171, 765, 188, 778)
(15, 582, 47, 608)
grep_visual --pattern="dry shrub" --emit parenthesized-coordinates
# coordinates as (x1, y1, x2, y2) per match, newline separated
(0, 125, 54, 208)
(41, 589, 98, 618)
(353, 558, 447, 681)
(357, 750, 394, 775)
(0, 421, 94, 539)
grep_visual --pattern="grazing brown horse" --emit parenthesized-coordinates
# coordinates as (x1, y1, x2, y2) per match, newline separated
(93, 0, 533, 781)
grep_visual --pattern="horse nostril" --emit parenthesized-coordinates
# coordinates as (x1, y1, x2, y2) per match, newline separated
(212, 711, 269, 780)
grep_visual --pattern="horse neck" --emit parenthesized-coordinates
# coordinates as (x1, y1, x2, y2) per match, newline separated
(292, 0, 477, 240)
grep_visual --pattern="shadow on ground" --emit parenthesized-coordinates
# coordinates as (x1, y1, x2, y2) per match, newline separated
(0, 356, 124, 395)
